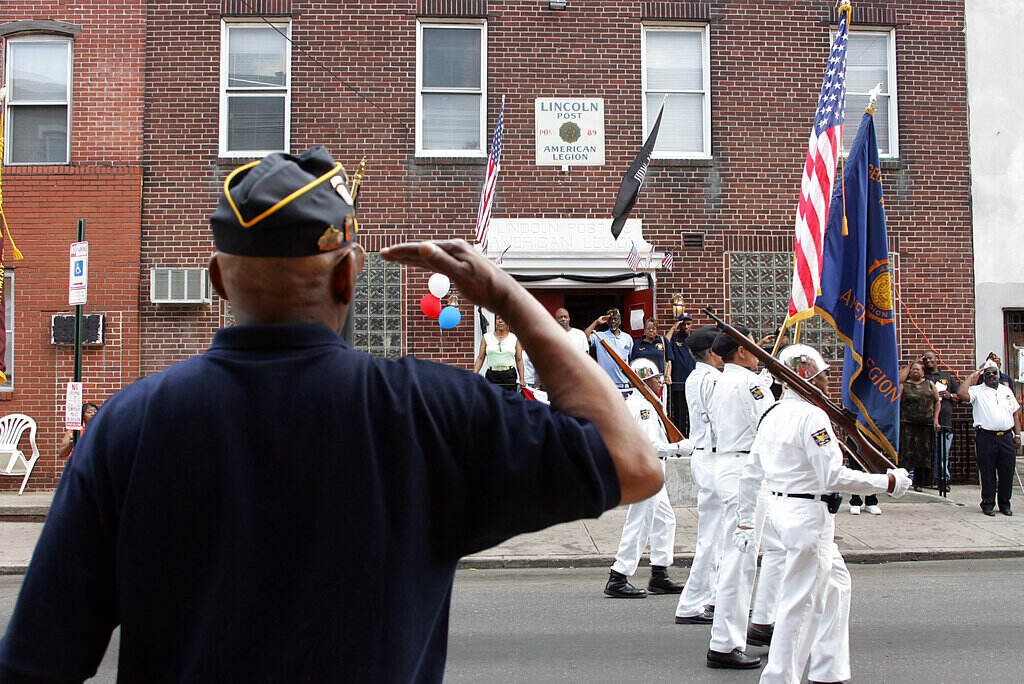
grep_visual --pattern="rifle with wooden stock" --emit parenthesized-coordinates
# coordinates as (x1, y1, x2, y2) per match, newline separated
(702, 308, 896, 475)
(599, 339, 685, 443)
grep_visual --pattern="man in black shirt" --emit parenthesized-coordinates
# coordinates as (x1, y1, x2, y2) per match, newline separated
(0, 147, 663, 683)
(923, 350, 960, 492)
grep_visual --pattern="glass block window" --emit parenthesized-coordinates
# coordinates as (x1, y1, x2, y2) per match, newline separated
(727, 251, 842, 361)
(351, 252, 402, 359)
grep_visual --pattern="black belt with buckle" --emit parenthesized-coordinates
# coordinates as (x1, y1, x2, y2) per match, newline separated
(771, 492, 823, 500)
(771, 491, 842, 513)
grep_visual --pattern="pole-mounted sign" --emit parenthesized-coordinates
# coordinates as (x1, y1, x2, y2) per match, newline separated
(69, 241, 89, 306)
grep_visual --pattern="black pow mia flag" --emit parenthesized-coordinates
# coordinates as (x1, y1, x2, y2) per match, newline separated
(610, 101, 665, 240)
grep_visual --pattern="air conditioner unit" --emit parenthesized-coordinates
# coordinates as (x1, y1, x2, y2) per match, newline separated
(150, 267, 212, 305)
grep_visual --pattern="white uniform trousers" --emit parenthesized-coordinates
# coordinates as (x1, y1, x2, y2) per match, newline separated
(759, 497, 852, 684)
(751, 506, 785, 625)
(675, 450, 725, 617)
(708, 455, 784, 653)
(611, 460, 675, 575)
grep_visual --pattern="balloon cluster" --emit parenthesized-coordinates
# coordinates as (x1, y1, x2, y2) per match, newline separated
(419, 273, 461, 329)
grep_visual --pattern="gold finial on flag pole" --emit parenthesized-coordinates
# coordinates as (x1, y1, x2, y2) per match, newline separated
(349, 157, 367, 200)
(837, 0, 852, 21)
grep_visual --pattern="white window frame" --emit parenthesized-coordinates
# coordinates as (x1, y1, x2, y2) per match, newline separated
(3, 35, 73, 165)
(841, 27, 899, 159)
(218, 19, 292, 158)
(1, 271, 14, 391)
(415, 19, 487, 158)
(641, 23, 712, 160)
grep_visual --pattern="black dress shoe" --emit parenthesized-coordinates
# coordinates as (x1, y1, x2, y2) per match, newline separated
(675, 607, 714, 624)
(1000, 508, 1013, 516)
(983, 509, 996, 517)
(604, 570, 647, 598)
(648, 566, 684, 594)
(706, 604, 715, 614)
(706, 648, 762, 669)
(746, 624, 774, 647)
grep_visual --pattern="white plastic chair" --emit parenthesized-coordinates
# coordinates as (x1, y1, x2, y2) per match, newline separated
(0, 414, 40, 495)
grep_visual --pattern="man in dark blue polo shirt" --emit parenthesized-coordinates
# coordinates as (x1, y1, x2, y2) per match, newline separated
(0, 147, 662, 683)
(666, 313, 696, 435)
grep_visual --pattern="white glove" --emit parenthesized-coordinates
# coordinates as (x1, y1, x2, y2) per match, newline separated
(672, 439, 694, 457)
(887, 467, 911, 498)
(732, 527, 756, 553)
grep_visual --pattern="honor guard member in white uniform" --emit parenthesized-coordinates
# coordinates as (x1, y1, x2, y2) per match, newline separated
(605, 358, 695, 597)
(705, 325, 785, 670)
(733, 345, 910, 684)
(674, 326, 725, 623)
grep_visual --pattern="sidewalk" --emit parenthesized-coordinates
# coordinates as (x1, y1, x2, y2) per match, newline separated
(2, 486, 1023, 574)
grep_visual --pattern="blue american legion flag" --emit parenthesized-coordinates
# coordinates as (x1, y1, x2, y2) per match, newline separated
(626, 242, 641, 272)
(815, 111, 900, 461)
(475, 96, 505, 251)
(786, 4, 850, 324)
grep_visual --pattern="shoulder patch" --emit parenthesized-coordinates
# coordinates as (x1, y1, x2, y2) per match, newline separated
(640, 409, 651, 420)
(811, 428, 831, 446)
(750, 386, 765, 401)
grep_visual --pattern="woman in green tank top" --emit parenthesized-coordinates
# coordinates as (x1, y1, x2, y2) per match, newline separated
(474, 315, 525, 392)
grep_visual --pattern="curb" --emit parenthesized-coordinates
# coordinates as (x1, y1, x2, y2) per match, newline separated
(457, 547, 1024, 570)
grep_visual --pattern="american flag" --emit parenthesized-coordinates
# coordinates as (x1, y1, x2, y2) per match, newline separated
(661, 251, 674, 271)
(626, 242, 641, 272)
(786, 5, 849, 322)
(475, 96, 505, 251)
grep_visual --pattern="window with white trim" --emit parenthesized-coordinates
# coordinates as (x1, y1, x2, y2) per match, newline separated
(1, 271, 14, 391)
(642, 25, 711, 159)
(844, 29, 898, 158)
(3, 37, 72, 164)
(416, 20, 486, 157)
(219, 20, 291, 156)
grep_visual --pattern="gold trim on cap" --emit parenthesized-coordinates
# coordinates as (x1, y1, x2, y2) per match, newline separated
(222, 160, 346, 229)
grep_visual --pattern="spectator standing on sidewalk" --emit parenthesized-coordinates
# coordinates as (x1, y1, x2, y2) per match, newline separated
(666, 313, 696, 436)
(586, 309, 633, 391)
(898, 361, 940, 490)
(959, 361, 1021, 516)
(922, 351, 960, 492)
(474, 314, 525, 392)
(58, 402, 99, 462)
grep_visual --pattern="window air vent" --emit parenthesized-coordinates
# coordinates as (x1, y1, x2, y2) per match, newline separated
(150, 268, 212, 305)
(682, 233, 705, 250)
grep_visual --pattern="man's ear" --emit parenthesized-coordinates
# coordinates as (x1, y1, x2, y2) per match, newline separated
(331, 245, 365, 305)
(209, 252, 228, 301)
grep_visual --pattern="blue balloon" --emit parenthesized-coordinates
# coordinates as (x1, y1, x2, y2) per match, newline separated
(438, 306, 461, 329)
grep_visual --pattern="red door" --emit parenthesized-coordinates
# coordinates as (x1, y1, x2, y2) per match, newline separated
(526, 290, 564, 317)
(622, 288, 654, 339)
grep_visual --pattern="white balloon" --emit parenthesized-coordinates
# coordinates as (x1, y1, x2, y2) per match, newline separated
(428, 273, 451, 299)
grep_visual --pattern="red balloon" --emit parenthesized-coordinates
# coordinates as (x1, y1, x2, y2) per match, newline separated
(420, 294, 442, 319)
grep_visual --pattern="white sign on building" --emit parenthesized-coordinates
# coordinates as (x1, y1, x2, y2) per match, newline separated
(535, 98, 605, 166)
(68, 241, 89, 306)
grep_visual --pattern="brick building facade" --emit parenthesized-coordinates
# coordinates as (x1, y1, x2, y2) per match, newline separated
(3, 0, 973, 490)
(0, 2, 144, 490)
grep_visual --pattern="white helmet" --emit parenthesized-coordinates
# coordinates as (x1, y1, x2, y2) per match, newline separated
(630, 357, 662, 380)
(778, 344, 830, 380)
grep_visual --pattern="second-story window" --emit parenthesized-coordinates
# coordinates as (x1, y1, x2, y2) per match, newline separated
(416, 21, 486, 157)
(844, 29, 898, 158)
(220, 21, 291, 157)
(642, 25, 711, 159)
(4, 37, 72, 164)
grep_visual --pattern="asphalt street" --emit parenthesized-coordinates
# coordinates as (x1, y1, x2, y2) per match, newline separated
(0, 558, 1021, 682)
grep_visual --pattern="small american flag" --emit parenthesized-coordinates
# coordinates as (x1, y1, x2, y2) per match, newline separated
(626, 242, 641, 272)
(493, 245, 510, 265)
(661, 251, 674, 271)
(645, 245, 655, 268)
(787, 5, 849, 322)
(475, 96, 505, 251)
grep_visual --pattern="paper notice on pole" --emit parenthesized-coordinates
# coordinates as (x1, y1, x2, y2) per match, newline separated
(69, 241, 89, 306)
(65, 382, 83, 430)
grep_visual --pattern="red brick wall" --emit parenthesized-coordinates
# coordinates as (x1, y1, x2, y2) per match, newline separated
(139, 0, 972, 392)
(0, 1, 144, 490)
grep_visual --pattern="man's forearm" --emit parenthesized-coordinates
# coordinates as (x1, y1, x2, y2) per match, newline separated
(502, 290, 661, 504)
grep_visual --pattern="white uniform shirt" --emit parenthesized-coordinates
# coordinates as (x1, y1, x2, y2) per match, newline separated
(967, 383, 1020, 431)
(736, 392, 890, 527)
(686, 362, 721, 452)
(708, 363, 775, 454)
(566, 327, 590, 355)
(625, 391, 693, 458)
(521, 349, 537, 386)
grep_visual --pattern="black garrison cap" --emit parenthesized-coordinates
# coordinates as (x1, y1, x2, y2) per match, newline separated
(711, 323, 751, 357)
(687, 325, 720, 353)
(210, 146, 357, 257)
